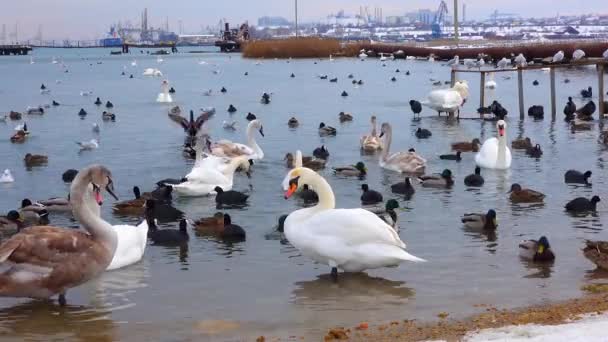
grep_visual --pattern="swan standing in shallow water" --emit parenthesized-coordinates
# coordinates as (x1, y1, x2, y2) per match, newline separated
(475, 120, 512, 170)
(156, 80, 173, 103)
(378, 123, 426, 174)
(211, 119, 265, 160)
(0, 165, 118, 305)
(424, 81, 469, 116)
(360, 115, 383, 151)
(283, 167, 425, 279)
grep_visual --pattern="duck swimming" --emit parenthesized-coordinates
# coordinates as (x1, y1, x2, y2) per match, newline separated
(0, 165, 119, 305)
(475, 120, 512, 170)
(283, 167, 425, 279)
(391, 177, 415, 198)
(287, 117, 299, 128)
(149, 219, 189, 246)
(214, 186, 249, 206)
(0, 211, 23, 236)
(461, 210, 497, 231)
(509, 184, 545, 203)
(464, 167, 484, 187)
(338, 112, 353, 122)
(519, 236, 555, 262)
(333, 162, 367, 178)
(24, 153, 48, 167)
(365, 199, 400, 230)
(94, 97, 102, 105)
(318, 122, 337, 136)
(511, 137, 532, 150)
(313, 145, 330, 160)
(564, 170, 592, 185)
(418, 169, 454, 188)
(360, 184, 383, 206)
(284, 152, 326, 171)
(439, 151, 461, 161)
(565, 196, 600, 213)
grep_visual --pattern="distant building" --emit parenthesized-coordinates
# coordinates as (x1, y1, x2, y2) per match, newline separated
(417, 9, 434, 25)
(257, 16, 290, 27)
(386, 16, 408, 26)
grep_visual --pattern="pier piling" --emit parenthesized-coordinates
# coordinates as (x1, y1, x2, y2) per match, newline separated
(518, 68, 525, 119)
(550, 67, 556, 120)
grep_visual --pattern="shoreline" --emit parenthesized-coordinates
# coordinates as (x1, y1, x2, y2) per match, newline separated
(320, 288, 608, 341)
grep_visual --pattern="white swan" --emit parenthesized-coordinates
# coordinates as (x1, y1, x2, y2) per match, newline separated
(0, 169, 14, 183)
(282, 167, 425, 276)
(211, 119, 264, 160)
(475, 120, 512, 170)
(131, 59, 137, 66)
(378, 123, 426, 174)
(143, 68, 162, 77)
(360, 115, 383, 151)
(171, 156, 251, 197)
(423, 81, 469, 116)
(485, 73, 497, 89)
(156, 80, 173, 103)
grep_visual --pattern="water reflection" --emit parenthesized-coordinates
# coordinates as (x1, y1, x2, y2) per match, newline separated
(520, 259, 554, 279)
(0, 300, 117, 342)
(292, 273, 414, 308)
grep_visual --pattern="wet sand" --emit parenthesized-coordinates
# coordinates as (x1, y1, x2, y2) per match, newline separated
(319, 286, 608, 341)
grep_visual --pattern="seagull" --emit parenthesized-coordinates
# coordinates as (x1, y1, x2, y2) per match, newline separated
(80, 90, 93, 96)
(497, 57, 511, 69)
(131, 59, 137, 66)
(92, 123, 100, 133)
(603, 49, 608, 60)
(464, 59, 477, 69)
(222, 120, 237, 130)
(514, 53, 527, 67)
(552, 50, 564, 63)
(572, 49, 585, 61)
(446, 55, 459, 67)
(76, 139, 99, 151)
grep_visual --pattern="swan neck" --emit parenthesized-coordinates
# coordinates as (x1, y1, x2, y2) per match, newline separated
(371, 118, 377, 137)
(246, 123, 262, 157)
(304, 169, 335, 211)
(70, 170, 117, 254)
(381, 127, 392, 161)
(497, 132, 507, 164)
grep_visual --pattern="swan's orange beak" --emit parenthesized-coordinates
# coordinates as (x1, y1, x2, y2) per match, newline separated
(284, 183, 298, 199)
(95, 189, 103, 206)
(499, 127, 505, 137)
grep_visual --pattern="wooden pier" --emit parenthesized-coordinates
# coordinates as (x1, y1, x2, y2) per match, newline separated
(0, 45, 32, 55)
(451, 58, 608, 119)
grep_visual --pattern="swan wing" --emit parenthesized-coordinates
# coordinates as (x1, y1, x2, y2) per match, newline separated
(426, 89, 462, 111)
(107, 223, 148, 270)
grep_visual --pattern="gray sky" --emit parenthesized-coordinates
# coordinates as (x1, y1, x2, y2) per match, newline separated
(1, 0, 607, 40)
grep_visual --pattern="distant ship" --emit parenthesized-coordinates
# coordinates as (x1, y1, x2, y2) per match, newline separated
(100, 26, 123, 47)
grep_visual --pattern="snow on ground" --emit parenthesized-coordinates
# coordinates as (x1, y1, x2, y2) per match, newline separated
(463, 313, 608, 342)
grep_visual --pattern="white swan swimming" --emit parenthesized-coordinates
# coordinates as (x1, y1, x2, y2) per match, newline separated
(131, 59, 137, 66)
(211, 119, 265, 160)
(360, 115, 383, 151)
(378, 123, 426, 174)
(424, 81, 469, 116)
(171, 156, 251, 197)
(143, 68, 162, 77)
(156, 57, 164, 64)
(0, 169, 14, 183)
(282, 167, 425, 277)
(475, 120, 512, 170)
(156, 80, 173, 103)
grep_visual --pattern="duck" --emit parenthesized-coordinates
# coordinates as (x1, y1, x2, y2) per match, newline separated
(107, 198, 151, 271)
(526, 144, 543, 158)
(418, 169, 454, 188)
(318, 122, 337, 136)
(528, 105, 544, 120)
(415, 128, 432, 139)
(360, 115, 383, 152)
(297, 184, 319, 205)
(409, 100, 422, 118)
(379, 123, 426, 174)
(94, 97, 102, 105)
(0, 211, 24, 236)
(565, 196, 601, 212)
(391, 77, 397, 82)
(24, 153, 48, 167)
(261, 93, 271, 104)
(220, 87, 227, 93)
(192, 212, 224, 234)
(169, 87, 176, 94)
(439, 151, 462, 161)
(313, 145, 330, 160)
(329, 77, 338, 83)
(511, 137, 532, 150)
(290, 73, 295, 78)
(563, 97, 576, 121)
(509, 184, 545, 203)
(464, 167, 484, 187)
(333, 162, 367, 178)
(357, 80, 364, 85)
(282, 167, 425, 279)
(246, 112, 257, 121)
(0, 165, 119, 305)
(210, 120, 264, 160)
(52, 100, 60, 106)
(288, 117, 299, 128)
(156, 80, 173, 103)
(102, 111, 116, 121)
(423, 81, 469, 116)
(9, 111, 22, 120)
(461, 210, 497, 231)
(112, 186, 146, 215)
(576, 101, 596, 120)
(214, 186, 248, 206)
(564, 170, 592, 185)
(105, 101, 113, 109)
(391, 177, 415, 198)
(284, 152, 326, 171)
(78, 108, 87, 117)
(365, 199, 400, 230)
(360, 184, 383, 206)
(583, 240, 608, 271)
(19, 199, 50, 226)
(26, 106, 44, 115)
(227, 104, 237, 113)
(519, 236, 555, 262)
(451, 139, 481, 152)
(149, 219, 189, 246)
(581, 87, 593, 98)
(338, 112, 353, 122)
(532, 80, 539, 86)
(341, 91, 348, 97)
(37, 197, 71, 213)
(475, 120, 511, 170)
(62, 169, 78, 183)
(571, 120, 593, 131)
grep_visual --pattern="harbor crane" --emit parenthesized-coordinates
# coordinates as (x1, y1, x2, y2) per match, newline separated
(432, 0, 449, 38)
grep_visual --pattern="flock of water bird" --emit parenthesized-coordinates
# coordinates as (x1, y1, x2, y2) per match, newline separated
(0, 46, 607, 306)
